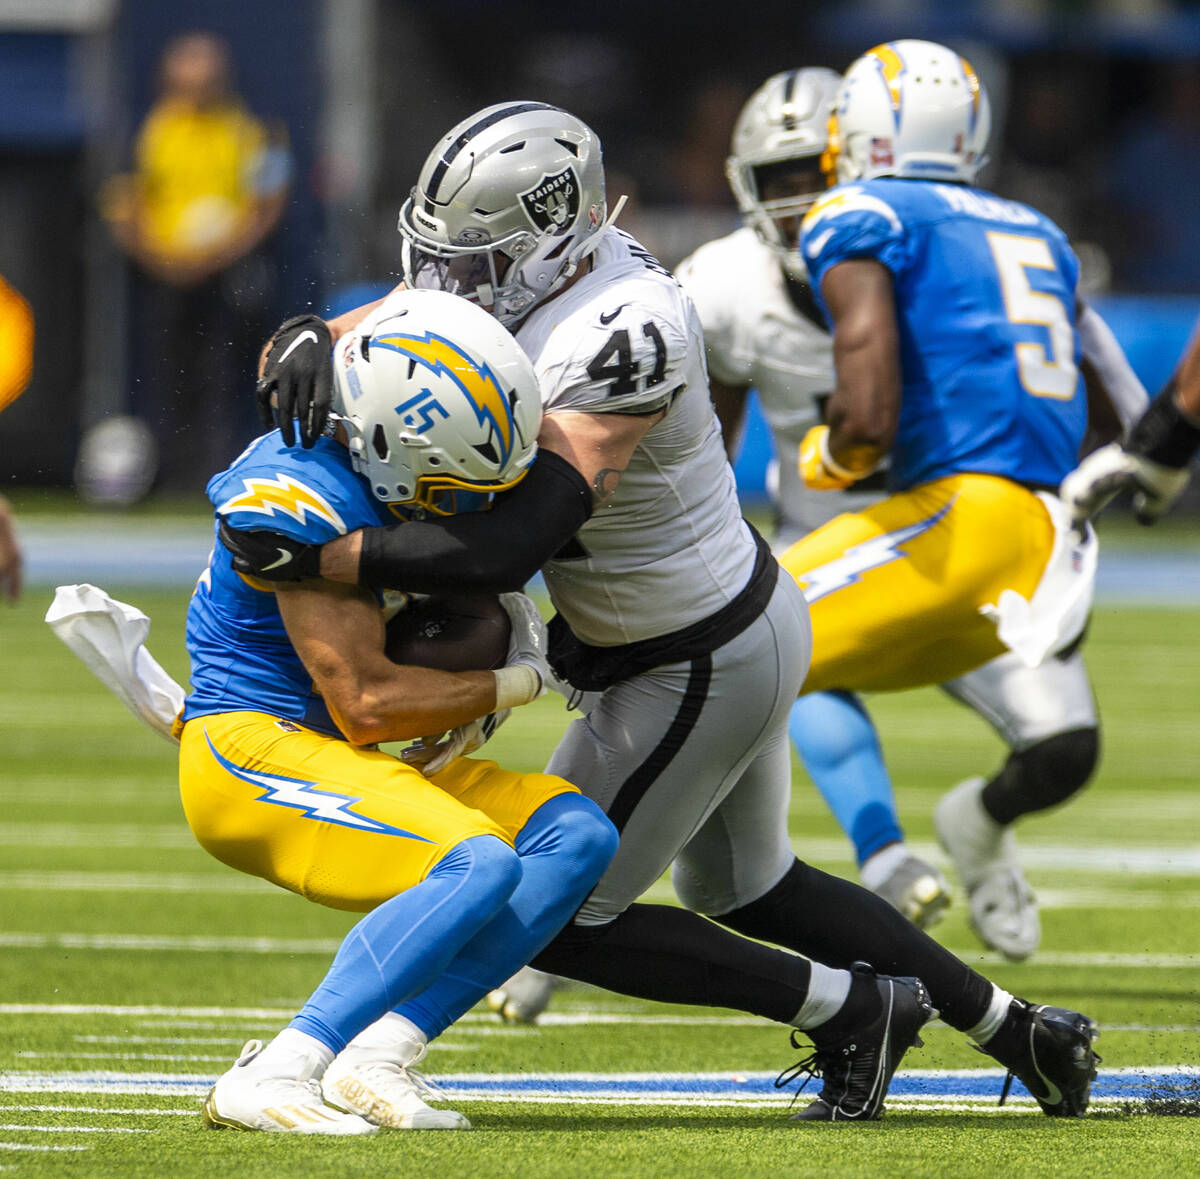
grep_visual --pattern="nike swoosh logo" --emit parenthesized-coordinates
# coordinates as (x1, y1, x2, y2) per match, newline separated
(1030, 1007, 1063, 1107)
(806, 228, 834, 257)
(599, 305, 628, 325)
(278, 330, 320, 364)
(262, 548, 294, 571)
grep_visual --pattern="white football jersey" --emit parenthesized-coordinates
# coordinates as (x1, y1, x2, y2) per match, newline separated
(676, 227, 880, 544)
(516, 229, 758, 646)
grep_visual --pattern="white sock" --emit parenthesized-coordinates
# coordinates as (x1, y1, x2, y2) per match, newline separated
(343, 1013, 428, 1066)
(792, 962, 852, 1030)
(255, 1027, 335, 1080)
(966, 984, 1015, 1046)
(860, 843, 910, 892)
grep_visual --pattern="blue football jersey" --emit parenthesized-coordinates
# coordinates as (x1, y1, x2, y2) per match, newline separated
(801, 178, 1087, 491)
(182, 433, 403, 737)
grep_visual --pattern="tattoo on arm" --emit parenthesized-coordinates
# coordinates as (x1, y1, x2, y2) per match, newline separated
(592, 468, 623, 502)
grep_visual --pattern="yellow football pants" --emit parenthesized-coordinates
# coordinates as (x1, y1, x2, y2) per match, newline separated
(779, 474, 1055, 694)
(178, 712, 575, 913)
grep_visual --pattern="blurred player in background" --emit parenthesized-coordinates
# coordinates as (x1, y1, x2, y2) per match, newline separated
(226, 101, 1100, 1121)
(181, 289, 618, 1134)
(0, 271, 34, 601)
(1063, 317, 1200, 526)
(676, 63, 1148, 960)
(746, 42, 1144, 966)
(101, 31, 292, 494)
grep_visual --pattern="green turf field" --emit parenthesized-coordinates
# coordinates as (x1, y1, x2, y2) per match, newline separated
(2, 582, 1198, 1176)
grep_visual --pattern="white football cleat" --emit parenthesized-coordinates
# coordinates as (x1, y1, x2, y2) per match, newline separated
(935, 776, 1040, 961)
(486, 967, 560, 1024)
(870, 853, 952, 930)
(202, 1040, 377, 1135)
(323, 1049, 470, 1130)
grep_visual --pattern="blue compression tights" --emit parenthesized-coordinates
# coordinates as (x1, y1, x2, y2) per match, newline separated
(291, 833, 521, 1054)
(396, 792, 617, 1041)
(789, 690, 903, 865)
(291, 793, 616, 1052)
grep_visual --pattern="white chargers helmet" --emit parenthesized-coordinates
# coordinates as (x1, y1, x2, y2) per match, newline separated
(332, 288, 541, 513)
(827, 40, 990, 186)
(726, 67, 841, 278)
(398, 102, 623, 328)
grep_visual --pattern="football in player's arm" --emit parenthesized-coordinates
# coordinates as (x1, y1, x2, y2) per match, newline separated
(227, 97, 1102, 1123)
(181, 289, 618, 1134)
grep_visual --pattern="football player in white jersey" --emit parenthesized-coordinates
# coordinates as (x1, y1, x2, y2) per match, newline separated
(1063, 316, 1200, 527)
(675, 67, 1149, 960)
(226, 102, 1103, 1120)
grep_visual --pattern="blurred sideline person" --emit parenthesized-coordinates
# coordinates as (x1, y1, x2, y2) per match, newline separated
(181, 290, 618, 1133)
(0, 271, 34, 601)
(1062, 317, 1200, 527)
(100, 31, 291, 495)
(227, 102, 1099, 1120)
(760, 42, 1129, 964)
(676, 66, 1148, 959)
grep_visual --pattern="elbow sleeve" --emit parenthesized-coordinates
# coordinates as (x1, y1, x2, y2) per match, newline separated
(358, 450, 593, 594)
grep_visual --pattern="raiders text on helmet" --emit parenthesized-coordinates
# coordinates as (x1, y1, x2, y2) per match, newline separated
(827, 40, 990, 186)
(397, 102, 623, 327)
(332, 288, 542, 512)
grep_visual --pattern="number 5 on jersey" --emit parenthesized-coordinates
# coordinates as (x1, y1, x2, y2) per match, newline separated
(587, 322, 667, 397)
(987, 232, 1078, 401)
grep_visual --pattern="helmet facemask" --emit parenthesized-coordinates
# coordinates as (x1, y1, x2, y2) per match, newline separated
(725, 68, 842, 281)
(399, 103, 622, 328)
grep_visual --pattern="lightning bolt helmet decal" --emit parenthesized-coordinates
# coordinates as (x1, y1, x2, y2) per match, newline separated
(330, 288, 542, 511)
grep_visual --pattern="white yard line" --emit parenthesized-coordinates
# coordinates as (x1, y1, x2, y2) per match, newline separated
(0, 1125, 150, 1134)
(73, 1036, 245, 1046)
(17, 1053, 233, 1064)
(1, 1106, 195, 1117)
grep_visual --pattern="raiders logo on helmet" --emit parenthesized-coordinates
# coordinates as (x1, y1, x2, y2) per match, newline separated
(519, 168, 580, 234)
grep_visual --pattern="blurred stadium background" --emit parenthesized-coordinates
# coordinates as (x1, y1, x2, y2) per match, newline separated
(2, 0, 1200, 511)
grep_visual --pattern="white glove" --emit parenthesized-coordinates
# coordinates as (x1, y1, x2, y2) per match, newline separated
(498, 592, 551, 694)
(402, 709, 511, 776)
(1060, 441, 1191, 528)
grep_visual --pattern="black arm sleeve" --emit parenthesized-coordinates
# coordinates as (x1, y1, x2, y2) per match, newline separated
(357, 449, 593, 594)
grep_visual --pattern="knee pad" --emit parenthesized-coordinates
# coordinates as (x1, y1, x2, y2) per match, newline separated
(433, 833, 523, 900)
(1015, 726, 1099, 802)
(518, 792, 619, 887)
(983, 726, 1099, 824)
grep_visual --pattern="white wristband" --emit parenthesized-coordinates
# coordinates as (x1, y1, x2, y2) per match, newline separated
(493, 664, 542, 711)
(820, 426, 876, 482)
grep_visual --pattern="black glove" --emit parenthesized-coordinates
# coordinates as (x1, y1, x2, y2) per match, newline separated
(218, 519, 322, 582)
(256, 314, 334, 448)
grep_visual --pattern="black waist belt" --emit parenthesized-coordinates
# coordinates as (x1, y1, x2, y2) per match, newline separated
(547, 524, 779, 692)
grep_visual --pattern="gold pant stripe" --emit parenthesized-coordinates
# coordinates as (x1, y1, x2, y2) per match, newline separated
(779, 474, 1054, 693)
(179, 712, 575, 913)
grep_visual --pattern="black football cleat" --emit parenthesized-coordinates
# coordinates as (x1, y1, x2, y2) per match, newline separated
(981, 1000, 1100, 1117)
(778, 966, 936, 1122)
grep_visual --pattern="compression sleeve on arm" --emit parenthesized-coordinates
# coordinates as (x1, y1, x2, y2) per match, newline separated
(358, 449, 593, 594)
(1077, 302, 1150, 435)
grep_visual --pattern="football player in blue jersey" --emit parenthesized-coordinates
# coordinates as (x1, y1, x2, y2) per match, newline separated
(681, 59, 1149, 959)
(185, 288, 619, 1134)
(771, 40, 1139, 964)
(221, 99, 1106, 1121)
